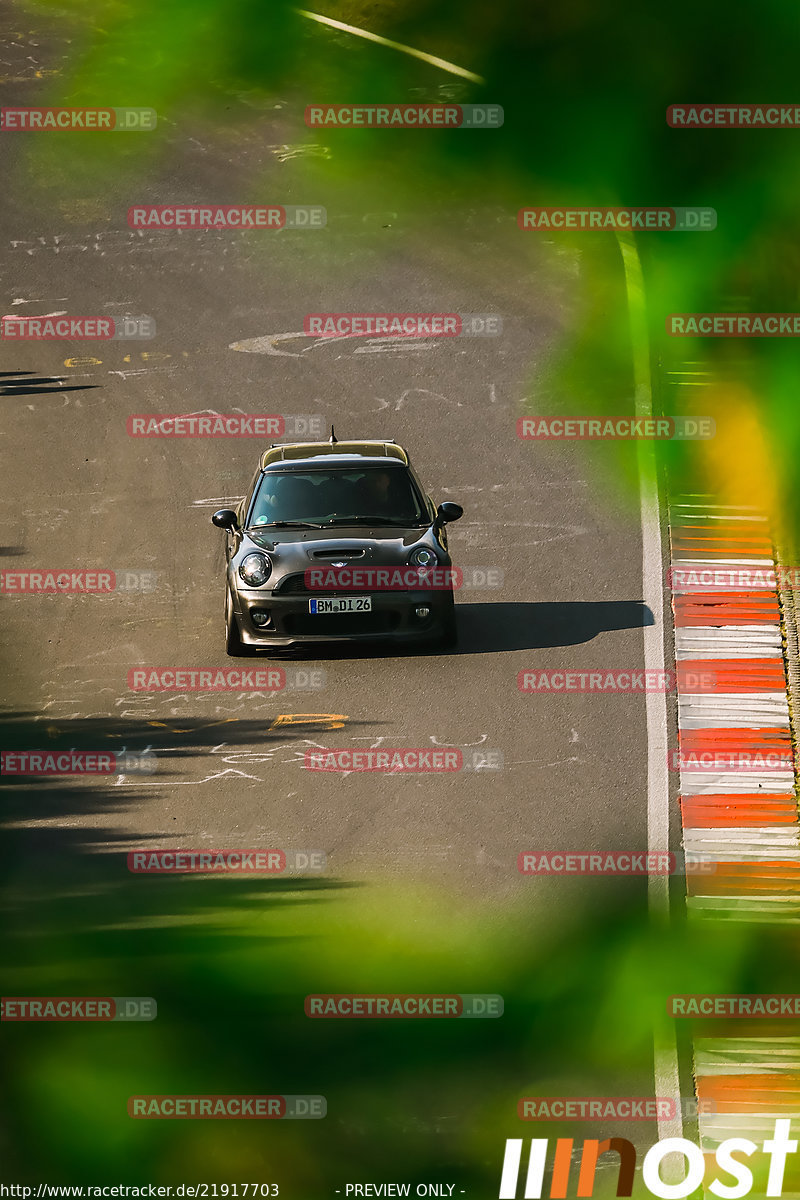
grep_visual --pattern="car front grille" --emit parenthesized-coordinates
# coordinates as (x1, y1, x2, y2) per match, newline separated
(274, 573, 317, 596)
(275, 572, 382, 596)
(283, 612, 399, 636)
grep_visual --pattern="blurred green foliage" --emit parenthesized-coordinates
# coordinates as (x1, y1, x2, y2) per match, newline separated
(4, 0, 800, 1188)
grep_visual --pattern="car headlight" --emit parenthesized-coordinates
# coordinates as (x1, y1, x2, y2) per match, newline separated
(409, 546, 438, 568)
(239, 552, 272, 587)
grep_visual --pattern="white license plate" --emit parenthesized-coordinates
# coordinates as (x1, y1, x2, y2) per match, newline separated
(309, 596, 373, 614)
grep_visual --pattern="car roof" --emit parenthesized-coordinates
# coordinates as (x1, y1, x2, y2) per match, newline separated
(260, 440, 409, 471)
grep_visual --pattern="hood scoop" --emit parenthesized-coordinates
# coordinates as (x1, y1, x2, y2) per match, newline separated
(312, 547, 367, 560)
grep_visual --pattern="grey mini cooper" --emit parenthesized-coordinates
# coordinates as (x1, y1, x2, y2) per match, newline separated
(211, 434, 463, 654)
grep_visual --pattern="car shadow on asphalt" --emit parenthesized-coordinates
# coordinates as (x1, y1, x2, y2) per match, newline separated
(274, 600, 655, 660)
(0, 369, 100, 396)
(445, 600, 655, 653)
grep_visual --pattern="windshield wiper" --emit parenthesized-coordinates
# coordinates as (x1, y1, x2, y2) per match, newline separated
(246, 520, 326, 531)
(323, 516, 419, 527)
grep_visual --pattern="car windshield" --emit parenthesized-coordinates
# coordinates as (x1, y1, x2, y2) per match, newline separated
(248, 468, 428, 528)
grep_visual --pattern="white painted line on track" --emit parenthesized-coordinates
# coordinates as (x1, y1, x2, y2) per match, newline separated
(616, 230, 684, 1147)
(296, 9, 486, 84)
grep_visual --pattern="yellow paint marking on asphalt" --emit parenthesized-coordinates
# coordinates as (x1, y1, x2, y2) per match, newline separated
(123, 353, 173, 363)
(194, 719, 242, 729)
(296, 9, 485, 85)
(269, 714, 348, 731)
(67, 351, 191, 370)
(142, 718, 246, 735)
(0, 69, 60, 83)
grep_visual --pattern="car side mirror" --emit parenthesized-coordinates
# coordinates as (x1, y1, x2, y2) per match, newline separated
(212, 509, 239, 531)
(436, 502, 463, 525)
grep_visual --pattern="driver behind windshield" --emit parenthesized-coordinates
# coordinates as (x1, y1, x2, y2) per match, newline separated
(353, 470, 417, 522)
(251, 475, 318, 523)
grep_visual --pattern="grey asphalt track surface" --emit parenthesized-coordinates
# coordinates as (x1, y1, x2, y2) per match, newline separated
(1, 193, 656, 901)
(0, 8, 685, 1178)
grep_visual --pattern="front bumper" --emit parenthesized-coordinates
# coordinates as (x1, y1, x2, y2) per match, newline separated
(232, 584, 453, 647)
